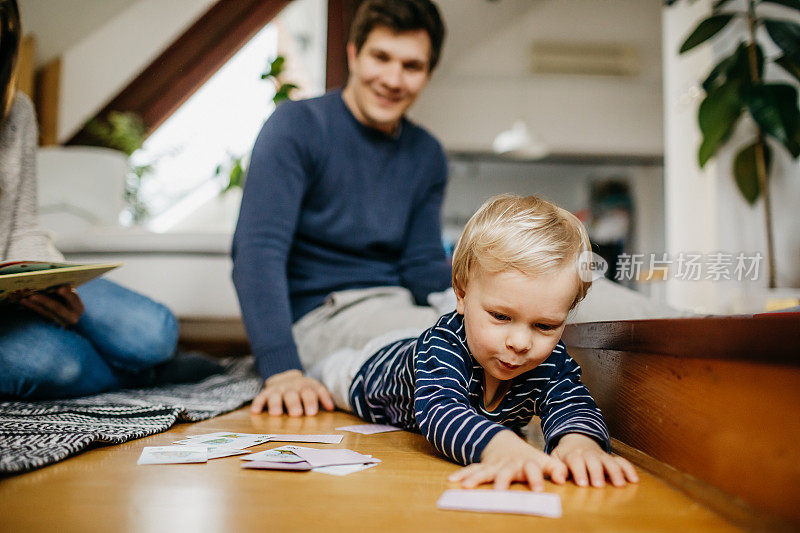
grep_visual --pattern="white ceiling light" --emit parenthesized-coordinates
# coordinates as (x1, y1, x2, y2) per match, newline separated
(492, 119, 549, 159)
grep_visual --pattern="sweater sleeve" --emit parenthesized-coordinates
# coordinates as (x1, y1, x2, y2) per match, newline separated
(413, 328, 507, 465)
(231, 102, 315, 380)
(2, 94, 63, 262)
(537, 344, 611, 453)
(398, 142, 451, 304)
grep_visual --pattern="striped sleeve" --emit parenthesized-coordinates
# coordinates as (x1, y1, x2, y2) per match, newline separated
(413, 326, 508, 465)
(537, 345, 611, 453)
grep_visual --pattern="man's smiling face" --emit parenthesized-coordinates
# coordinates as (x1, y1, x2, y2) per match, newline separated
(342, 25, 432, 135)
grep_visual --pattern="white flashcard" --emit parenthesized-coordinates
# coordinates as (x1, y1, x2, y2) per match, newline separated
(289, 447, 379, 468)
(335, 424, 401, 435)
(242, 448, 306, 463)
(267, 434, 343, 444)
(312, 462, 379, 476)
(436, 489, 562, 518)
(137, 446, 208, 465)
(174, 432, 272, 450)
(207, 449, 249, 460)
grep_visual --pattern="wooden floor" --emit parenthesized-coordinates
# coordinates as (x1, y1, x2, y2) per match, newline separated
(0, 409, 741, 532)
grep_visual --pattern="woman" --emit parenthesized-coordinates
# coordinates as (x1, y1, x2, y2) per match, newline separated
(0, 0, 183, 400)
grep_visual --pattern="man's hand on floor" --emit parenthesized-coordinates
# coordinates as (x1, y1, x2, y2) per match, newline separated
(250, 369, 335, 416)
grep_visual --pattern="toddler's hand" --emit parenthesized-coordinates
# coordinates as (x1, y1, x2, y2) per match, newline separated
(551, 433, 639, 487)
(448, 430, 567, 492)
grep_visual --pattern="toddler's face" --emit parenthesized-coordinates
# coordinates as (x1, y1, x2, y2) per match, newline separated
(455, 266, 579, 389)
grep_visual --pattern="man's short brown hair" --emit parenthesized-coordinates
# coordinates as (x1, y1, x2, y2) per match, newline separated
(349, 0, 446, 72)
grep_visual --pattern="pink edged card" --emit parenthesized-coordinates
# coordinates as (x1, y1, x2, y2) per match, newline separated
(288, 447, 380, 468)
(436, 489, 562, 518)
(241, 461, 313, 471)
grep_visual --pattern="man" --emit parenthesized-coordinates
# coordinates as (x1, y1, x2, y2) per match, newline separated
(232, 0, 450, 416)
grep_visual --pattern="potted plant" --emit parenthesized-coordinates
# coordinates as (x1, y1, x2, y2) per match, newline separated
(215, 55, 296, 193)
(83, 111, 151, 224)
(667, 0, 800, 288)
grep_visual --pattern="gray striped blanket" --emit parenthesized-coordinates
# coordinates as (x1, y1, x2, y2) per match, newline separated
(0, 358, 261, 475)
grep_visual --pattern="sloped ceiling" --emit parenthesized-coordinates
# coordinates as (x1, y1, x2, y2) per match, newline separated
(19, 0, 142, 67)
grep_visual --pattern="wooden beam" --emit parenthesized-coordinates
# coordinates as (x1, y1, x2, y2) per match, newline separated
(67, 0, 291, 145)
(16, 36, 35, 102)
(326, 0, 361, 89)
(34, 57, 60, 146)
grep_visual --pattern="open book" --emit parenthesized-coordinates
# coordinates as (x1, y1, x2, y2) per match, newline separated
(0, 261, 122, 301)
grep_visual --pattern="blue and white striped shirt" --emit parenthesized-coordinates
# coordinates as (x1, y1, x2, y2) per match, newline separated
(349, 311, 611, 465)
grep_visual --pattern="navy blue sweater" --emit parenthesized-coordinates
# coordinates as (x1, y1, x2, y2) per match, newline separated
(232, 91, 452, 380)
(350, 312, 611, 465)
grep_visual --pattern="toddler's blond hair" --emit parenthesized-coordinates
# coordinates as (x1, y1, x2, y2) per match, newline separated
(451, 194, 592, 309)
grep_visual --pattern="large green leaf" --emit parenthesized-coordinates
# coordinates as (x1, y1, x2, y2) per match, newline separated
(762, 0, 800, 11)
(764, 19, 800, 62)
(733, 140, 772, 204)
(775, 54, 800, 83)
(680, 14, 735, 54)
(743, 83, 800, 156)
(697, 81, 744, 167)
(703, 45, 741, 91)
(702, 42, 764, 92)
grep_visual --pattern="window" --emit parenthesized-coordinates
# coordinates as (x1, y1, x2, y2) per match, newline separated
(132, 0, 327, 232)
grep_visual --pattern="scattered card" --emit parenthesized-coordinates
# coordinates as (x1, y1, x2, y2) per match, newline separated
(436, 490, 562, 518)
(267, 434, 343, 444)
(207, 449, 249, 460)
(242, 448, 307, 463)
(242, 460, 313, 471)
(335, 424, 401, 435)
(312, 462, 378, 476)
(137, 446, 208, 465)
(289, 447, 380, 468)
(174, 432, 271, 450)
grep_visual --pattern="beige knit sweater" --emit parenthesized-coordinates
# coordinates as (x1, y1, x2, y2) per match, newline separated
(0, 93, 62, 262)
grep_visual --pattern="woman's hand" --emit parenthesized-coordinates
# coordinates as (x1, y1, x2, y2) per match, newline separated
(20, 285, 84, 327)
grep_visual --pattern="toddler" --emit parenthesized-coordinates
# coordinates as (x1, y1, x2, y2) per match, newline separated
(309, 194, 638, 490)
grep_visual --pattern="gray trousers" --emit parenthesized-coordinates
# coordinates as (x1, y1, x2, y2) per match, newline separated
(292, 286, 439, 370)
(292, 286, 439, 409)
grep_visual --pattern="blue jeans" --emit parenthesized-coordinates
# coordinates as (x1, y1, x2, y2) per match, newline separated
(0, 279, 178, 400)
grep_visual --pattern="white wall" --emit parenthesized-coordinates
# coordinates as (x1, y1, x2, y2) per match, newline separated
(410, 0, 664, 156)
(662, 0, 800, 313)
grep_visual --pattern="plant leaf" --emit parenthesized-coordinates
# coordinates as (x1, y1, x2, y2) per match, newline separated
(267, 56, 286, 78)
(762, 0, 800, 11)
(764, 19, 800, 62)
(697, 81, 743, 167)
(704, 42, 764, 92)
(729, 42, 764, 84)
(703, 45, 741, 91)
(273, 83, 298, 104)
(775, 54, 800, 83)
(743, 83, 800, 156)
(733, 140, 772, 204)
(680, 14, 735, 54)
